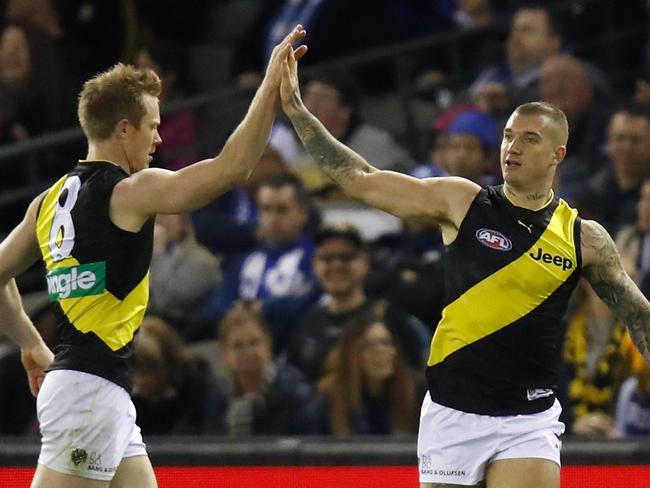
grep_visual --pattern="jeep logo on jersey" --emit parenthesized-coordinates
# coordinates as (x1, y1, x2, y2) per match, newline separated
(46, 262, 106, 300)
(475, 228, 512, 251)
(529, 248, 573, 271)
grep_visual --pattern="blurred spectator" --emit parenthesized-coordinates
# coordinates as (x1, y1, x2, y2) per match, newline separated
(0, 20, 72, 141)
(135, 42, 202, 170)
(303, 315, 424, 436)
(539, 54, 612, 201)
(415, 0, 504, 103)
(269, 69, 413, 193)
(411, 108, 500, 183)
(575, 104, 650, 234)
(5, 0, 61, 39)
(365, 218, 445, 330)
(202, 174, 320, 347)
(560, 283, 633, 437)
(616, 335, 650, 437)
(471, 6, 562, 116)
(132, 316, 224, 435)
(454, 0, 496, 28)
(149, 213, 221, 336)
(612, 180, 650, 296)
(409, 103, 476, 179)
(217, 300, 312, 436)
(285, 224, 430, 383)
(440, 109, 500, 184)
(561, 0, 648, 94)
(191, 146, 290, 256)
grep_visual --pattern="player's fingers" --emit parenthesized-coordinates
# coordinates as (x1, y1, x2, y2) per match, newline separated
(281, 58, 290, 81)
(283, 24, 306, 45)
(28, 374, 38, 397)
(293, 45, 308, 61)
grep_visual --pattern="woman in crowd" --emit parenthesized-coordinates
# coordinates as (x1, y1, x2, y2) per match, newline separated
(306, 314, 424, 436)
(132, 316, 224, 435)
(218, 299, 313, 435)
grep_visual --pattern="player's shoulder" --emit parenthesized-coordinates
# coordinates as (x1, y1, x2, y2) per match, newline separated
(579, 218, 610, 243)
(579, 219, 616, 267)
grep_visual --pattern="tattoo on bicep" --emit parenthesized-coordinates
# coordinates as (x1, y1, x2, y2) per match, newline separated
(583, 222, 650, 357)
(290, 112, 372, 184)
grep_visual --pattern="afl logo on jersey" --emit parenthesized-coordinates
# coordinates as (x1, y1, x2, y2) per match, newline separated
(475, 228, 512, 251)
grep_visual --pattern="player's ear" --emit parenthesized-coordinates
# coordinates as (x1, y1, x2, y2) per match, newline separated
(116, 119, 129, 137)
(552, 145, 566, 166)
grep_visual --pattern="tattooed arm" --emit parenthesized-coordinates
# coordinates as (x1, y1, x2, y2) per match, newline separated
(278, 49, 479, 229)
(581, 219, 650, 360)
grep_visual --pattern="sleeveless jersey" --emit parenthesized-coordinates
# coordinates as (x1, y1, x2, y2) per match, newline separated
(35, 161, 153, 393)
(427, 185, 581, 415)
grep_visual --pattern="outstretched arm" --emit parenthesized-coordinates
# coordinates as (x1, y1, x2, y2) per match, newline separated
(582, 219, 650, 360)
(279, 48, 479, 226)
(111, 25, 309, 224)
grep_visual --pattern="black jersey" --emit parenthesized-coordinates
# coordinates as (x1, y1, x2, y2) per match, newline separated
(427, 185, 581, 416)
(35, 161, 153, 393)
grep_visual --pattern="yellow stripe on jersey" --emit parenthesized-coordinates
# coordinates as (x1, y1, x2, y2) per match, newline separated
(428, 199, 578, 367)
(36, 175, 67, 270)
(57, 273, 149, 351)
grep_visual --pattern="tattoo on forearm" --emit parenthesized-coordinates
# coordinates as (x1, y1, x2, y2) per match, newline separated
(289, 110, 373, 186)
(583, 222, 650, 359)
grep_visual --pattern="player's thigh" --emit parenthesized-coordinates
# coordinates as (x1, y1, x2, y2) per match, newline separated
(421, 482, 486, 488)
(110, 455, 157, 488)
(31, 464, 109, 488)
(486, 458, 559, 488)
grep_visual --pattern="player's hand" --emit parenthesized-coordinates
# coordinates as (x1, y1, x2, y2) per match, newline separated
(263, 25, 308, 88)
(21, 342, 54, 397)
(280, 46, 304, 117)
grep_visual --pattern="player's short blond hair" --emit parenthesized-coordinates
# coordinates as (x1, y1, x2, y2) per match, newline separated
(513, 101, 569, 146)
(77, 63, 161, 142)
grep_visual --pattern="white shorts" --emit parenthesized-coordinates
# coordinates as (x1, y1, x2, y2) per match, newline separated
(36, 369, 147, 481)
(417, 392, 564, 486)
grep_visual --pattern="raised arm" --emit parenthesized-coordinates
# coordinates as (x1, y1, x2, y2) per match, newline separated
(581, 219, 650, 361)
(279, 47, 479, 229)
(111, 26, 308, 224)
(0, 194, 54, 396)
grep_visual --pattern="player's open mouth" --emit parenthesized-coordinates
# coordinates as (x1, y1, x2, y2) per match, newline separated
(505, 159, 521, 166)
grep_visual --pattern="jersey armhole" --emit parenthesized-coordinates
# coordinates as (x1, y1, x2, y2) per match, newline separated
(444, 186, 487, 250)
(574, 215, 583, 271)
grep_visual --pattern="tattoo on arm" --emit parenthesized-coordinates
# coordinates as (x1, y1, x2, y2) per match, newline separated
(582, 221, 650, 359)
(289, 108, 375, 187)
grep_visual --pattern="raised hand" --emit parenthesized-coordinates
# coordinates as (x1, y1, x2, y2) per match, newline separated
(280, 46, 304, 117)
(263, 24, 308, 88)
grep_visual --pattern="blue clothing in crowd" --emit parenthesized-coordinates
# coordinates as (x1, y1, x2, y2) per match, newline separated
(205, 236, 320, 349)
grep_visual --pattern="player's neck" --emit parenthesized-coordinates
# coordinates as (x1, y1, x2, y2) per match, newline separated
(85, 141, 131, 175)
(503, 183, 553, 211)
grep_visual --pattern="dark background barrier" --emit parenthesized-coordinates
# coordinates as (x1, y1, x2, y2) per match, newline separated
(1, 437, 649, 487)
